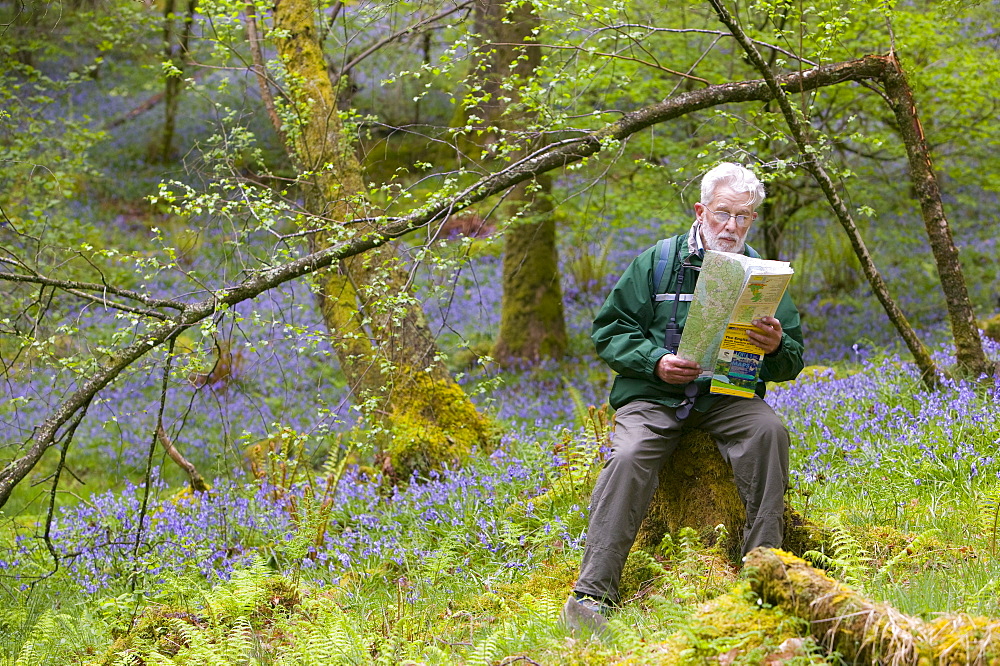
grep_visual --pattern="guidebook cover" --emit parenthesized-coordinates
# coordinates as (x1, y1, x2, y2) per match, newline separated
(675, 250, 793, 397)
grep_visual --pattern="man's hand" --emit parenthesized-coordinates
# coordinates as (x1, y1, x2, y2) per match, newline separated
(655, 353, 702, 384)
(747, 316, 783, 355)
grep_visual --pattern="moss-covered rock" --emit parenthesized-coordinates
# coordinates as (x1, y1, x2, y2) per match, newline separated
(379, 369, 496, 482)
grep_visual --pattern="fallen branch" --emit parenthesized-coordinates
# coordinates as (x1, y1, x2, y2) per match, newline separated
(745, 548, 1000, 665)
(157, 426, 210, 493)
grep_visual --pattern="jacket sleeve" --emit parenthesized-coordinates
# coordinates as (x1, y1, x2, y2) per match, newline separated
(591, 247, 669, 380)
(759, 291, 805, 383)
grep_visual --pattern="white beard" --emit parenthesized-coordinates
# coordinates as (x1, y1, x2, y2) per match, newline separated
(701, 222, 744, 253)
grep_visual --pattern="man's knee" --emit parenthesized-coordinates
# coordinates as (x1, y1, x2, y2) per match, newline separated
(746, 404, 789, 437)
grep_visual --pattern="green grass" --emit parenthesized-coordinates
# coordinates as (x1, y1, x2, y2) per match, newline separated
(3, 349, 1000, 664)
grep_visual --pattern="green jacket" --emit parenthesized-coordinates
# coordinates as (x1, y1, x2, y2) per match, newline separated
(592, 232, 805, 411)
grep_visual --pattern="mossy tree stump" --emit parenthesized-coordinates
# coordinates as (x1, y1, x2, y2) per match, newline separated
(632, 429, 824, 561)
(634, 429, 747, 558)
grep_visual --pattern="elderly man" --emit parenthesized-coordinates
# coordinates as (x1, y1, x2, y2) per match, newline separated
(562, 163, 804, 630)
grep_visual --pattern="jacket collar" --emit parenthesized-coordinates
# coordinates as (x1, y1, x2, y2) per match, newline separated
(687, 221, 705, 259)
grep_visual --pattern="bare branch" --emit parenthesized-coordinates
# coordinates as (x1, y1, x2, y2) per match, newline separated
(340, 0, 474, 76)
(130, 339, 175, 592)
(491, 42, 710, 84)
(245, 0, 287, 145)
(583, 23, 818, 69)
(157, 426, 211, 493)
(0, 262, 186, 311)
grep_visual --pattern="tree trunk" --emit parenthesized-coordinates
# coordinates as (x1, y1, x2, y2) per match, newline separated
(880, 54, 991, 378)
(746, 547, 1000, 664)
(471, 0, 567, 364)
(710, 0, 940, 388)
(493, 175, 567, 362)
(272, 0, 492, 481)
(159, 0, 196, 163)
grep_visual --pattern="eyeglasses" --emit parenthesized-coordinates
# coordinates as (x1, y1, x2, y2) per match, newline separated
(708, 210, 753, 228)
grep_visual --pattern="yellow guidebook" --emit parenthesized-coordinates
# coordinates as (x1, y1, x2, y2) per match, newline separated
(675, 250, 793, 398)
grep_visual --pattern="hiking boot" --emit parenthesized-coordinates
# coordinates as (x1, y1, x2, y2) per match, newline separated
(560, 594, 609, 635)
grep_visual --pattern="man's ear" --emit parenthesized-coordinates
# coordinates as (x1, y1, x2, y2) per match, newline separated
(693, 202, 706, 220)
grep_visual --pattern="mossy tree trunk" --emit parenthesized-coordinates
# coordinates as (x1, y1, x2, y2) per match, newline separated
(747, 547, 1000, 664)
(470, 0, 567, 364)
(880, 54, 991, 378)
(493, 174, 567, 362)
(272, 0, 492, 481)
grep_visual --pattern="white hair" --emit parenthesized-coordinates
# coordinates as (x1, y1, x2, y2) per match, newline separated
(700, 162, 766, 208)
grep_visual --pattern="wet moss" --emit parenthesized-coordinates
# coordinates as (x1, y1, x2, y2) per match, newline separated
(381, 369, 495, 481)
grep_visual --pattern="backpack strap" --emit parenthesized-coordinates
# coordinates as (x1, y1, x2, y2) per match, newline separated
(651, 236, 677, 303)
(652, 239, 761, 303)
(652, 236, 695, 303)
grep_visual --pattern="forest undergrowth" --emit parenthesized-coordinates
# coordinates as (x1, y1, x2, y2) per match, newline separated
(2, 189, 1000, 664)
(5, 0, 1000, 661)
(2, 326, 1000, 664)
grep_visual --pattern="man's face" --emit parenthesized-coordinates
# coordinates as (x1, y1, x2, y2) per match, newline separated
(695, 186, 756, 253)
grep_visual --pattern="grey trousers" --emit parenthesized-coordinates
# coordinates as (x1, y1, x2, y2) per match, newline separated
(575, 397, 790, 605)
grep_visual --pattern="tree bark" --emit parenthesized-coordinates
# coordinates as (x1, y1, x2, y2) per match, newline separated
(710, 0, 940, 388)
(493, 175, 567, 362)
(746, 547, 1000, 664)
(271, 0, 492, 481)
(879, 54, 990, 378)
(159, 0, 197, 163)
(470, 0, 567, 364)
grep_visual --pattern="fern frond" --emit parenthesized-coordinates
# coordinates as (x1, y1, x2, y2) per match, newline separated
(13, 612, 55, 666)
(981, 484, 1000, 557)
(468, 627, 503, 666)
(805, 517, 871, 590)
(873, 528, 942, 586)
(220, 616, 254, 664)
(802, 550, 835, 570)
(563, 381, 591, 433)
(143, 650, 179, 666)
